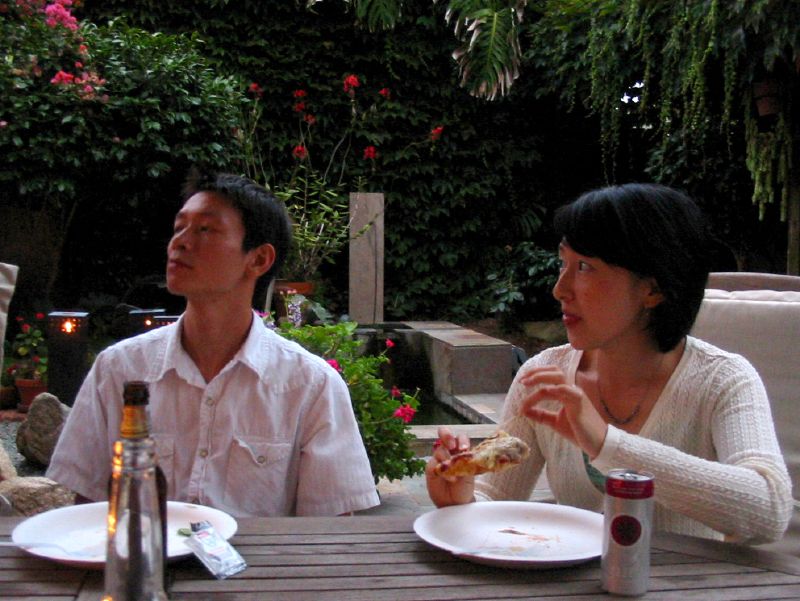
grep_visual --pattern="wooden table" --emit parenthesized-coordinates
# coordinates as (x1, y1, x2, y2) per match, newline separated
(3, 514, 800, 600)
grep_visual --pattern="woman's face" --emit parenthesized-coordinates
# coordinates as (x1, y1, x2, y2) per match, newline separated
(552, 242, 661, 352)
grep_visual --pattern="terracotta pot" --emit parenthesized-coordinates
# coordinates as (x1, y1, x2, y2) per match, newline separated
(0, 385, 18, 410)
(14, 378, 47, 413)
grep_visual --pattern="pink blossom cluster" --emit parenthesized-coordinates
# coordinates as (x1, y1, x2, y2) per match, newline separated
(392, 403, 417, 424)
(50, 68, 107, 101)
(44, 0, 78, 31)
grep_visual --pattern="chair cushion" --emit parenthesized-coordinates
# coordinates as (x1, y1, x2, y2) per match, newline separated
(0, 263, 19, 371)
(691, 288, 800, 498)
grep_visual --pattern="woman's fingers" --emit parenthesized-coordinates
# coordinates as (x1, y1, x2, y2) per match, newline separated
(436, 426, 470, 454)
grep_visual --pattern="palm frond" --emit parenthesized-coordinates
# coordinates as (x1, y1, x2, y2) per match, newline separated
(351, 0, 404, 31)
(443, 1, 527, 99)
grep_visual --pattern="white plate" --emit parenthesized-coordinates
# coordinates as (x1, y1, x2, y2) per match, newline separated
(413, 501, 603, 569)
(12, 501, 238, 569)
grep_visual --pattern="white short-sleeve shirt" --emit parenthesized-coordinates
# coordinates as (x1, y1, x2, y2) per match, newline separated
(47, 312, 380, 517)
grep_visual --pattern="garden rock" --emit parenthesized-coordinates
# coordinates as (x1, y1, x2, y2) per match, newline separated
(0, 476, 75, 516)
(0, 443, 17, 483)
(15, 392, 70, 467)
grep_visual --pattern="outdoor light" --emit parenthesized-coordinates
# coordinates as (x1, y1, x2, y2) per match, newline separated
(48, 311, 89, 341)
(152, 315, 180, 328)
(127, 308, 166, 337)
(47, 311, 90, 407)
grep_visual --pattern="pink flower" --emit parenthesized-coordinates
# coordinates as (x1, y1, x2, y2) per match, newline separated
(378, 87, 391, 99)
(304, 114, 316, 125)
(430, 125, 444, 142)
(385, 339, 395, 349)
(78, 44, 88, 55)
(50, 70, 75, 85)
(393, 403, 416, 423)
(362, 145, 377, 160)
(44, 2, 78, 31)
(293, 89, 307, 98)
(22, 324, 30, 333)
(74, 61, 83, 69)
(343, 74, 360, 94)
(293, 101, 306, 113)
(0, 121, 7, 128)
(35, 312, 44, 320)
(292, 144, 308, 160)
(390, 385, 402, 398)
(327, 359, 342, 373)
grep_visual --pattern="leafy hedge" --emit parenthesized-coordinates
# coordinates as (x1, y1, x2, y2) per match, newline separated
(76, 0, 589, 320)
(0, 5, 246, 308)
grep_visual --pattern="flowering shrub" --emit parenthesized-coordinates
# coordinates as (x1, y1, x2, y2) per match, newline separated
(0, 1, 245, 305)
(262, 300, 425, 482)
(243, 73, 391, 282)
(8, 314, 48, 383)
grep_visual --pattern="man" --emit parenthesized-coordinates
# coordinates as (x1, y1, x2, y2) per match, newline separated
(47, 172, 379, 517)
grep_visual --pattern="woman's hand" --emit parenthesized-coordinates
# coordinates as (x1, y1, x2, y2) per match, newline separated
(425, 426, 476, 507)
(518, 366, 608, 459)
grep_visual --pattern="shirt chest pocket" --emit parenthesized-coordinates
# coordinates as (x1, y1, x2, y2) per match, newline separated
(223, 436, 293, 516)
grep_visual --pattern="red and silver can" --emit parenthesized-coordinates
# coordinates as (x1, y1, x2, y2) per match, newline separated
(601, 469, 654, 597)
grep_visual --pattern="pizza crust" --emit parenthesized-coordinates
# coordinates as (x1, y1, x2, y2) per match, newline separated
(433, 430, 530, 478)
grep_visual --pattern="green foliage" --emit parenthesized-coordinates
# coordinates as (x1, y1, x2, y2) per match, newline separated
(272, 167, 354, 281)
(444, 0, 527, 99)
(7, 316, 48, 383)
(487, 242, 559, 328)
(526, 0, 800, 220)
(0, 4, 247, 304)
(272, 317, 425, 483)
(77, 0, 557, 320)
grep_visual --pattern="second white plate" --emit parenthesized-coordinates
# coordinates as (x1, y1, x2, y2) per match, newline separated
(413, 501, 603, 569)
(12, 501, 238, 569)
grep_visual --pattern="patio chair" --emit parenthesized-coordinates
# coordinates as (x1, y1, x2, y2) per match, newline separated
(0, 263, 19, 370)
(690, 281, 800, 555)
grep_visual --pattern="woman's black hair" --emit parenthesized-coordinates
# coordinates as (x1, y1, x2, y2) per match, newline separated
(553, 183, 711, 352)
(182, 170, 292, 310)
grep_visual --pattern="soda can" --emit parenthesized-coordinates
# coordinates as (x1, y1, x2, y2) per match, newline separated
(601, 469, 654, 596)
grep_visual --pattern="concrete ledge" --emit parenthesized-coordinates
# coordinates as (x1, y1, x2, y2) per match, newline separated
(408, 424, 500, 457)
(422, 329, 513, 397)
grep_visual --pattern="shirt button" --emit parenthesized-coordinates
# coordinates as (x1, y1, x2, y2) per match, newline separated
(256, 455, 266, 464)
(205, 397, 215, 406)
(199, 448, 208, 458)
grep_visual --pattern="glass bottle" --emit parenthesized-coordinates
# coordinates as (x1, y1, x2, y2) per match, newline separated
(103, 381, 168, 601)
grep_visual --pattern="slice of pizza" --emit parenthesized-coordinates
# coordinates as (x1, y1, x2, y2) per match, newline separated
(433, 430, 530, 478)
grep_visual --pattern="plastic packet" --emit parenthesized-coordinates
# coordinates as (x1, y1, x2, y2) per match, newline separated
(184, 520, 247, 579)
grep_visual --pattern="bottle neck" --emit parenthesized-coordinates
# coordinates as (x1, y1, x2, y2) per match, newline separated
(120, 404, 150, 439)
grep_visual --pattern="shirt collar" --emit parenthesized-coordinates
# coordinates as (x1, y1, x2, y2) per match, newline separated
(146, 312, 271, 385)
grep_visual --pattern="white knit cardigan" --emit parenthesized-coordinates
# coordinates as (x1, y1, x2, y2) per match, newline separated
(474, 337, 792, 543)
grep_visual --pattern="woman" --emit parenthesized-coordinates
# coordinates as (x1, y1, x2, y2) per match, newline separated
(427, 183, 792, 543)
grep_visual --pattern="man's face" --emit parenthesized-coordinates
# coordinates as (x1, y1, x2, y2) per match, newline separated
(166, 191, 252, 302)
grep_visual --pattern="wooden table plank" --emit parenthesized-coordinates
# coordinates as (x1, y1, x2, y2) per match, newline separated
(3, 514, 800, 600)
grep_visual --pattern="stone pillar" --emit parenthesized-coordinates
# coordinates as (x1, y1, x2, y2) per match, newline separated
(349, 192, 384, 324)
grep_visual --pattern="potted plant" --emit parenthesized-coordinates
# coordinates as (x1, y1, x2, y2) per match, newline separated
(9, 316, 48, 412)
(243, 75, 385, 301)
